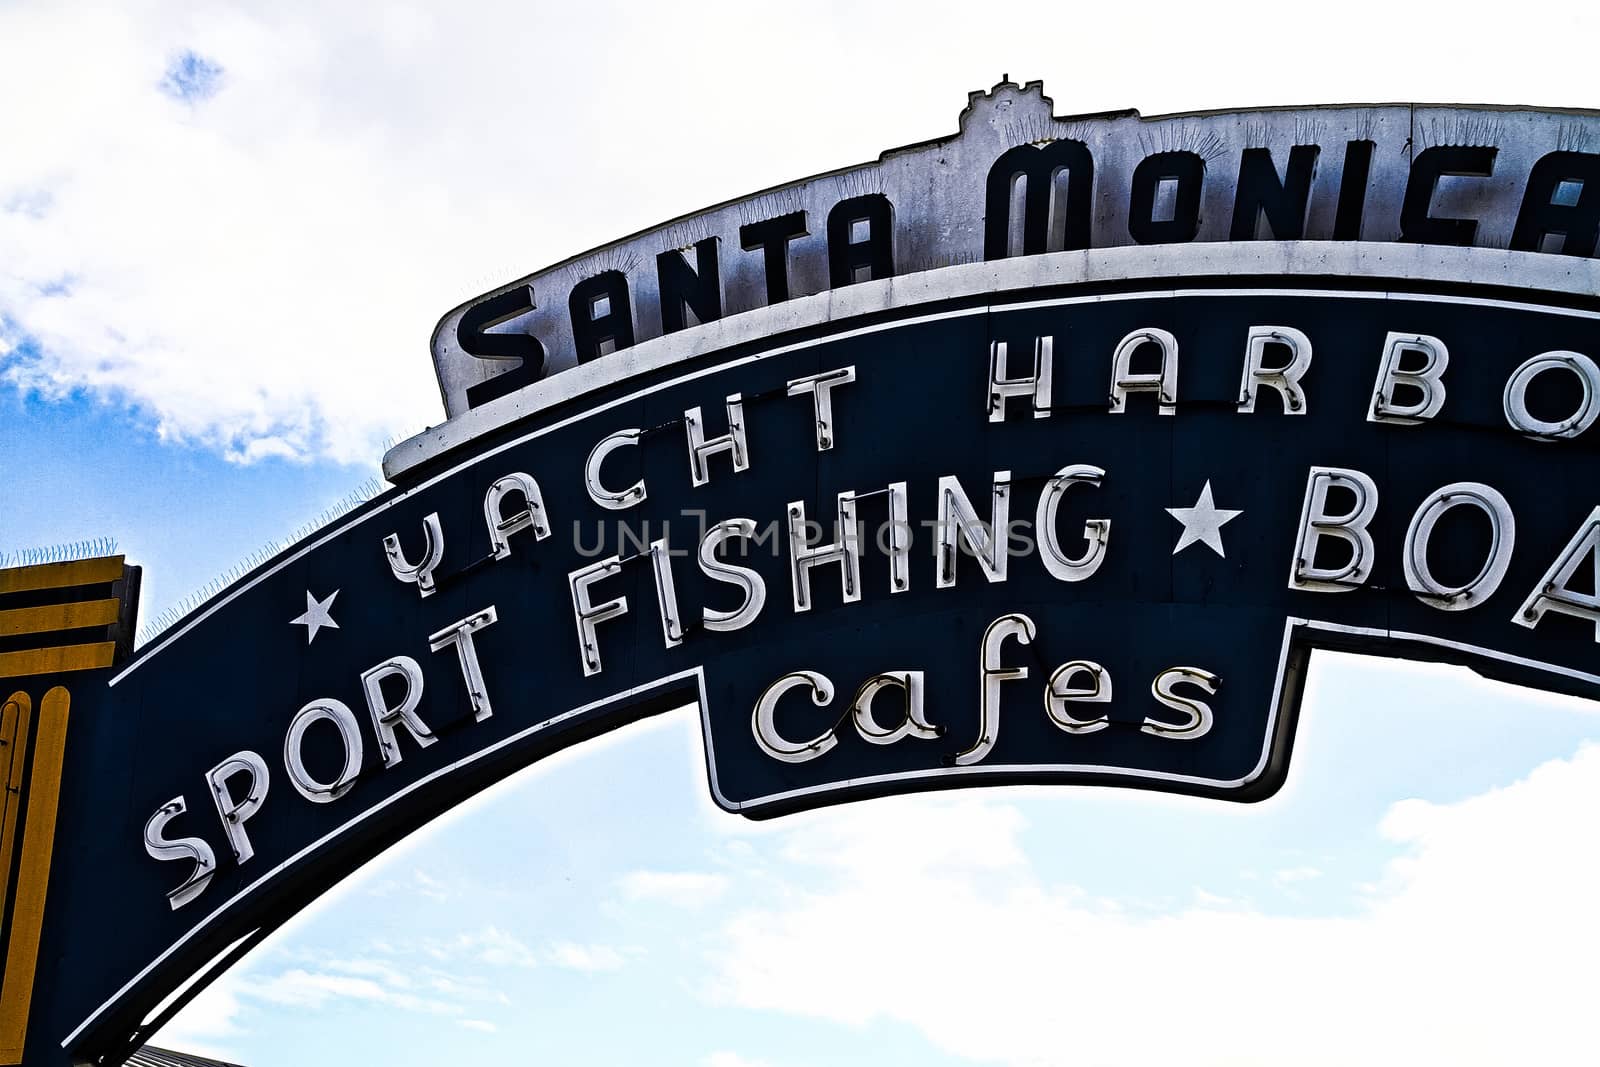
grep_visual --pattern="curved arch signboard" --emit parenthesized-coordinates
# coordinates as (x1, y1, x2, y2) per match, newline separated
(6, 80, 1600, 1066)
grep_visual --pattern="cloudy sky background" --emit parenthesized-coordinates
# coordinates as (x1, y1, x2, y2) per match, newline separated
(4, 1, 1600, 1064)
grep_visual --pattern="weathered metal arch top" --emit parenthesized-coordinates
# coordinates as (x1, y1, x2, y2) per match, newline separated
(431, 78, 1600, 414)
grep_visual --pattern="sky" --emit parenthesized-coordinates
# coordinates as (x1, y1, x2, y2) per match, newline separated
(4, 1, 1600, 1065)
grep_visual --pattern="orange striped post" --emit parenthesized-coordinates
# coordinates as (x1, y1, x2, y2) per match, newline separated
(0, 688, 70, 1063)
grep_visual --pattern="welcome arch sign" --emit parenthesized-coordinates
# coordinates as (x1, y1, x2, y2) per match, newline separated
(6, 80, 1600, 1065)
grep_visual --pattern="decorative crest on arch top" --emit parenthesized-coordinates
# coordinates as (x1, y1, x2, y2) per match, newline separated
(956, 76, 1056, 135)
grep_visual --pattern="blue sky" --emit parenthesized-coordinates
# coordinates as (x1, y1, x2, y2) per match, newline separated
(5, 3, 1600, 1065)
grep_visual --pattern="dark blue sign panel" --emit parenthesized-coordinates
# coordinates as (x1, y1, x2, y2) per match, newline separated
(38, 278, 1600, 1062)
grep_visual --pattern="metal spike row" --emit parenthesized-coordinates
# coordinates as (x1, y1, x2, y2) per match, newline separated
(135, 478, 387, 648)
(0, 536, 119, 569)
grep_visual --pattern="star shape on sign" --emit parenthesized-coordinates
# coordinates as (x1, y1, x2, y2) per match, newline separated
(1166, 481, 1243, 558)
(290, 589, 340, 644)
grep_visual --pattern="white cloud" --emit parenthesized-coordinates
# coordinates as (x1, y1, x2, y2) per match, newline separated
(705, 1053, 778, 1067)
(11, 2, 1600, 468)
(0, 0, 976, 466)
(423, 926, 538, 968)
(773, 793, 1031, 877)
(409, 869, 450, 900)
(1191, 887, 1236, 908)
(160, 942, 516, 1047)
(321, 956, 414, 989)
(365, 867, 452, 901)
(1273, 865, 1322, 885)
(459, 1018, 498, 1034)
(238, 968, 457, 1016)
(0, 3, 531, 464)
(394, 935, 628, 977)
(619, 869, 730, 908)
(545, 942, 626, 973)
(705, 747, 1600, 1066)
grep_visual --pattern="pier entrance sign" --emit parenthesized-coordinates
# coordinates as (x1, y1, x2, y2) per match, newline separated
(8, 81, 1600, 1067)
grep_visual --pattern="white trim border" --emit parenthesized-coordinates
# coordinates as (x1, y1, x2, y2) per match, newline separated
(390, 241, 1600, 478)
